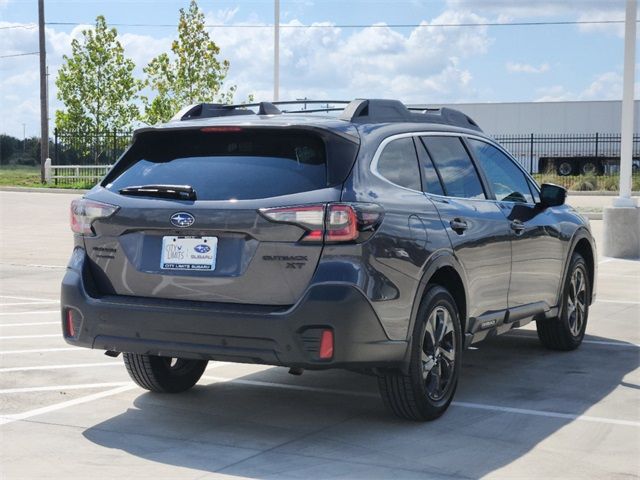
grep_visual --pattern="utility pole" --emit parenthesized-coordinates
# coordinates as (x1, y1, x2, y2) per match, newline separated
(603, 0, 639, 258)
(38, 0, 49, 183)
(615, 0, 637, 208)
(273, 0, 280, 101)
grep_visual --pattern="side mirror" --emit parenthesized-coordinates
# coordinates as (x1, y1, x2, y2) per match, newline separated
(539, 183, 566, 208)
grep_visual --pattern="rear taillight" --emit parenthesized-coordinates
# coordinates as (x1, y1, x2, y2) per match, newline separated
(70, 198, 119, 236)
(259, 203, 383, 243)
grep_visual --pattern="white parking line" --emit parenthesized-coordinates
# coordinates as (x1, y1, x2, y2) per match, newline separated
(1, 322, 59, 327)
(0, 295, 59, 302)
(0, 334, 60, 340)
(202, 375, 640, 428)
(0, 382, 132, 394)
(0, 263, 66, 270)
(0, 385, 137, 426)
(452, 401, 640, 427)
(0, 362, 120, 373)
(596, 299, 640, 305)
(0, 347, 79, 355)
(0, 302, 60, 307)
(0, 311, 59, 316)
(584, 339, 640, 348)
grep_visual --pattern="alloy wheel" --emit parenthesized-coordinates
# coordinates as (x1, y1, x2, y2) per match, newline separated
(421, 306, 457, 401)
(566, 267, 587, 336)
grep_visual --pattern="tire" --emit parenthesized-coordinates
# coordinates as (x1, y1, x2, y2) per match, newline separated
(556, 160, 574, 176)
(123, 353, 208, 393)
(536, 253, 590, 351)
(378, 285, 462, 421)
(580, 160, 599, 176)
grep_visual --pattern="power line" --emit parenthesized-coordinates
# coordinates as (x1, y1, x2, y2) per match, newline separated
(0, 24, 37, 30)
(44, 19, 633, 29)
(0, 52, 39, 59)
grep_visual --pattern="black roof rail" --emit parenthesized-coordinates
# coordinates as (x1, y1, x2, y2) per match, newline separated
(338, 99, 482, 131)
(171, 98, 482, 132)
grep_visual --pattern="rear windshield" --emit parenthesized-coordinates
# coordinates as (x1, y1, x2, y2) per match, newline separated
(104, 129, 327, 200)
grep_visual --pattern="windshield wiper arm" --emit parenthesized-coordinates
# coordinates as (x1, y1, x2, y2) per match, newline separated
(119, 184, 197, 201)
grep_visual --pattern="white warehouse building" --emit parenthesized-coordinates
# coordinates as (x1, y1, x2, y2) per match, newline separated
(415, 100, 639, 175)
(422, 100, 640, 135)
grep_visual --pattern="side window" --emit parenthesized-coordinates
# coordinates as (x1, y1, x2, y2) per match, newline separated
(421, 136, 486, 200)
(467, 138, 534, 204)
(376, 137, 421, 191)
(414, 138, 445, 196)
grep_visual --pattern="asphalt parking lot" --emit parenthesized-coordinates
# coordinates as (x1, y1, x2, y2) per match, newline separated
(0, 190, 639, 479)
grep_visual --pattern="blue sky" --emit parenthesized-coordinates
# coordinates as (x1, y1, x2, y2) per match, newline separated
(0, 0, 636, 137)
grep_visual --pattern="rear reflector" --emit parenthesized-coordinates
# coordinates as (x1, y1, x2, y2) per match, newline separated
(319, 329, 334, 360)
(65, 309, 76, 337)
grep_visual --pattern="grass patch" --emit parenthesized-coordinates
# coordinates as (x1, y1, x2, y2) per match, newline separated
(0, 165, 96, 189)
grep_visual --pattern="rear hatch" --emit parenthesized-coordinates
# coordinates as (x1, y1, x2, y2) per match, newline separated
(82, 126, 359, 306)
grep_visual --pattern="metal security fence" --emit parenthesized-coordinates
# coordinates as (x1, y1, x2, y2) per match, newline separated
(49, 129, 639, 191)
(54, 129, 132, 166)
(493, 133, 640, 174)
(492, 133, 640, 191)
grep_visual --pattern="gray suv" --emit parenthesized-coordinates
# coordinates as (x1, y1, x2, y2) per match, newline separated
(62, 99, 596, 420)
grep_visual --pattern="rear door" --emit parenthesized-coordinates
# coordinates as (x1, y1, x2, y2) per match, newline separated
(465, 138, 565, 310)
(418, 135, 512, 324)
(84, 127, 358, 306)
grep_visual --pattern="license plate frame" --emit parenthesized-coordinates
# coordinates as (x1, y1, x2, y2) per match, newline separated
(160, 236, 218, 271)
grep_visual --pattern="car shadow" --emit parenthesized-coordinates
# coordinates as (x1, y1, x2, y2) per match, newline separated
(83, 332, 639, 478)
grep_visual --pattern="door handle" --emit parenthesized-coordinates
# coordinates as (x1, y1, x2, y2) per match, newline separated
(450, 218, 468, 234)
(510, 220, 525, 234)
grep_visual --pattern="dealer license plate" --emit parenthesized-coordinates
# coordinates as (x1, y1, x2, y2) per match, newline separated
(161, 236, 218, 271)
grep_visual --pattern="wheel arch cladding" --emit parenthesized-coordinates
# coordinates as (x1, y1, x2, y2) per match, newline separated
(427, 266, 467, 333)
(573, 237, 595, 304)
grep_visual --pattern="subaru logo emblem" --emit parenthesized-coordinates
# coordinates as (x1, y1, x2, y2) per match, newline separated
(194, 244, 210, 253)
(170, 212, 195, 228)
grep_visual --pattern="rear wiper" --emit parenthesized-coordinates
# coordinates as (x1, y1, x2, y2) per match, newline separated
(119, 184, 197, 201)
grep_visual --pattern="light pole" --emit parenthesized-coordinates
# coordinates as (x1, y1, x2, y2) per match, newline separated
(602, 0, 639, 258)
(38, 0, 49, 183)
(274, 0, 280, 102)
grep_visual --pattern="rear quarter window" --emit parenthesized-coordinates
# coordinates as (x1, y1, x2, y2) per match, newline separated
(104, 129, 330, 201)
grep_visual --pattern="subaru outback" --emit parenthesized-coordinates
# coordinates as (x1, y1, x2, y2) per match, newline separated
(61, 99, 596, 421)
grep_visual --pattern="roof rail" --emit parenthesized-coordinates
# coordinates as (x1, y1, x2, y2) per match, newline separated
(171, 98, 482, 132)
(338, 99, 482, 131)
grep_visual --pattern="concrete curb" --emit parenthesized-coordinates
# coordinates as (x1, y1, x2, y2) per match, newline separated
(0, 186, 88, 194)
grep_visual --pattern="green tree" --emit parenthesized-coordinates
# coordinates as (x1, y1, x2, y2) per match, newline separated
(143, 0, 236, 124)
(55, 15, 140, 135)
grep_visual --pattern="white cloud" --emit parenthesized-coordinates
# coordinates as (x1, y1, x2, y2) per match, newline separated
(445, 0, 628, 37)
(535, 71, 640, 101)
(506, 62, 550, 74)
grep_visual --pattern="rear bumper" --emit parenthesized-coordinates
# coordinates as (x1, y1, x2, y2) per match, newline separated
(61, 250, 407, 370)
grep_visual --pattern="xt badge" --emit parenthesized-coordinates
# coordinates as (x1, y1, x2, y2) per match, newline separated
(263, 255, 308, 269)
